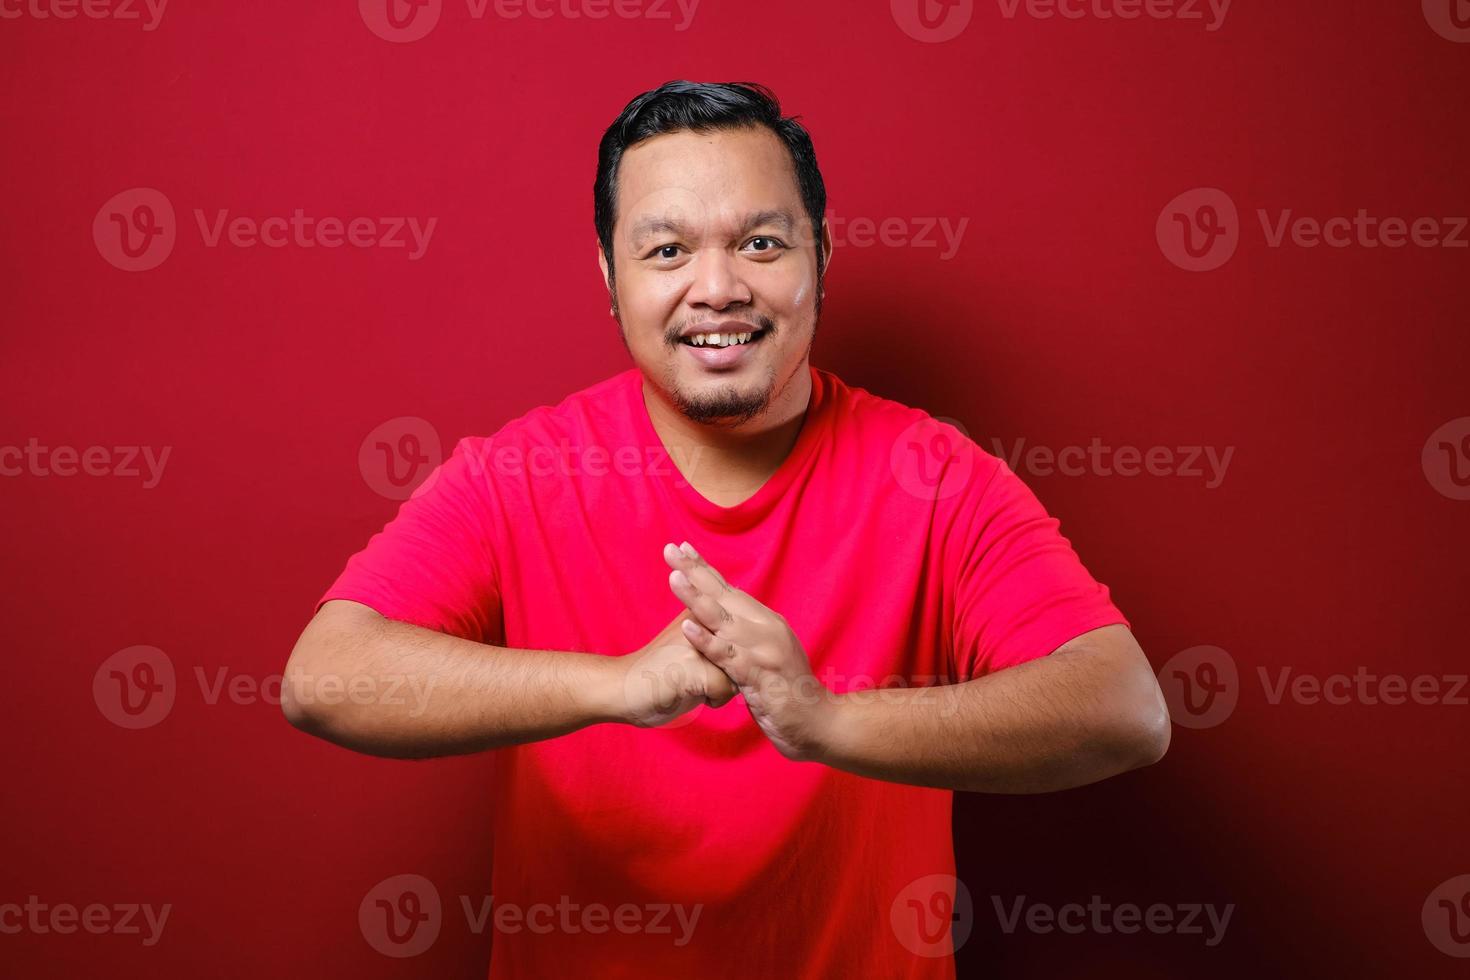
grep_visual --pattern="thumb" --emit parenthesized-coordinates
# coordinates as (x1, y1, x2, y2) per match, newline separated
(701, 658, 739, 709)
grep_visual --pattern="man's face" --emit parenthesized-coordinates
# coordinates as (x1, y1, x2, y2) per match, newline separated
(599, 126, 829, 427)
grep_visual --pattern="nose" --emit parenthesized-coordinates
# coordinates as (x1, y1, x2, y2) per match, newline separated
(684, 248, 752, 311)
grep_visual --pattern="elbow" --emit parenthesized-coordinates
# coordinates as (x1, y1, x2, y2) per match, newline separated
(279, 663, 379, 752)
(280, 674, 311, 731)
(1134, 708, 1171, 770)
(1093, 658, 1171, 775)
(1121, 678, 1172, 770)
(280, 602, 378, 741)
(280, 644, 356, 741)
(280, 661, 326, 735)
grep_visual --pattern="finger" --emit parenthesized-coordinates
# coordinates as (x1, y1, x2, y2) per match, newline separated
(700, 658, 738, 708)
(682, 617, 744, 679)
(681, 544, 735, 595)
(678, 541, 732, 588)
(669, 569, 732, 631)
(671, 544, 779, 628)
(663, 541, 732, 596)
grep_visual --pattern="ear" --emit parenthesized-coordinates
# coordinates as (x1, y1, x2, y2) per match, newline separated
(819, 220, 834, 292)
(597, 242, 611, 292)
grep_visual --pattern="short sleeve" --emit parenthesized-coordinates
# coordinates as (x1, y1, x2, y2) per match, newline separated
(948, 458, 1129, 681)
(316, 437, 502, 643)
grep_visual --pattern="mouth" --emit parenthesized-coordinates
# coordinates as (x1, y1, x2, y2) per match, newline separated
(677, 325, 769, 370)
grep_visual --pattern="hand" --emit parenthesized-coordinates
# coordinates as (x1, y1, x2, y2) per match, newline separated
(617, 608, 739, 728)
(663, 541, 838, 761)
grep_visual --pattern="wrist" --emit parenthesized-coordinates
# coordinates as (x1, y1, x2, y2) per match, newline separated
(580, 653, 633, 726)
(796, 685, 851, 765)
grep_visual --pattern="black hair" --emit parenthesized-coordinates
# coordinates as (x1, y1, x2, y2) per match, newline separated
(594, 80, 827, 284)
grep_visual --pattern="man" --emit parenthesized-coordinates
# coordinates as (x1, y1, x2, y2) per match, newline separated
(284, 80, 1170, 978)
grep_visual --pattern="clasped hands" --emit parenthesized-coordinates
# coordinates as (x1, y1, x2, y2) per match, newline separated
(615, 541, 838, 762)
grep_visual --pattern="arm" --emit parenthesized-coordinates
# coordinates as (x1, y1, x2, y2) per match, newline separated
(663, 542, 1169, 793)
(814, 624, 1169, 793)
(281, 599, 735, 759)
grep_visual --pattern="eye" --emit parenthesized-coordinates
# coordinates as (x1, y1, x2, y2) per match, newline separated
(745, 236, 785, 254)
(654, 245, 682, 260)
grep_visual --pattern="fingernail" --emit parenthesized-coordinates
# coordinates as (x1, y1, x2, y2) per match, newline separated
(680, 541, 698, 558)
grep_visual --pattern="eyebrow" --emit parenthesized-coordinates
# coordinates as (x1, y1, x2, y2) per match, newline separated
(627, 208, 798, 248)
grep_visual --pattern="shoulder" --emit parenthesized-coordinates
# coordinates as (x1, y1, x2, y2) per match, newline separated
(428, 370, 637, 494)
(816, 367, 1004, 503)
(460, 369, 637, 454)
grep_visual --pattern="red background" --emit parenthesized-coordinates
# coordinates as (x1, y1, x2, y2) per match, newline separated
(3, 1, 1467, 976)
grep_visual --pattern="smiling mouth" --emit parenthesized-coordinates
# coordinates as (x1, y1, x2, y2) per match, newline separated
(677, 327, 768, 349)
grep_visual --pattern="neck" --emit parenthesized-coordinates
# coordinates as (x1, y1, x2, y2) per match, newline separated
(642, 362, 813, 506)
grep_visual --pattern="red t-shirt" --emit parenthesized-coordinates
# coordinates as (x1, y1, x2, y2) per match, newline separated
(319, 364, 1128, 977)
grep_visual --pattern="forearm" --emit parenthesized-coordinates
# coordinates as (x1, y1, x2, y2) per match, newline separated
(812, 639, 1170, 794)
(282, 601, 623, 759)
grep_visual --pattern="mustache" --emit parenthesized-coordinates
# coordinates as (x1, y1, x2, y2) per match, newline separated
(665, 313, 777, 346)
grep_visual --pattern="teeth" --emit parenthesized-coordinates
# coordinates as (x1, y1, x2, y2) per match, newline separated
(687, 330, 757, 348)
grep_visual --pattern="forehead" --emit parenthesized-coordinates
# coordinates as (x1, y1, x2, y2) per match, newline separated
(614, 127, 803, 239)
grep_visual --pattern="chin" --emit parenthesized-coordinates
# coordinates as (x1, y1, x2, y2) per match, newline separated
(670, 372, 775, 426)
